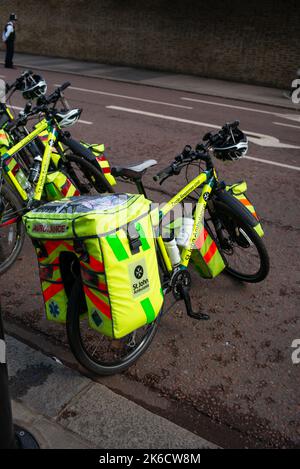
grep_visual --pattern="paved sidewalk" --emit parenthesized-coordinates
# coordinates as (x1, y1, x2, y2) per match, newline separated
(7, 335, 217, 449)
(2, 52, 299, 111)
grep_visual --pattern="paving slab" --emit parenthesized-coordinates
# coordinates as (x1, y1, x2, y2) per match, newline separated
(12, 400, 94, 449)
(57, 382, 217, 449)
(7, 335, 90, 418)
(6, 334, 217, 449)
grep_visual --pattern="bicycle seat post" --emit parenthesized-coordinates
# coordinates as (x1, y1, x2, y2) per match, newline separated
(135, 177, 147, 198)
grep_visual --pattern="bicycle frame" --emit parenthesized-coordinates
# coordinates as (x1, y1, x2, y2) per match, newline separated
(1, 119, 58, 202)
(151, 168, 217, 273)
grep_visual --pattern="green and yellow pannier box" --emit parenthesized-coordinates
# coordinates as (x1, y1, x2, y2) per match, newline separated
(191, 222, 226, 279)
(23, 194, 163, 339)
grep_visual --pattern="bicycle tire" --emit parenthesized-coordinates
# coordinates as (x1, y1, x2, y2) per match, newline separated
(65, 153, 114, 194)
(66, 278, 162, 375)
(0, 183, 25, 275)
(211, 201, 270, 282)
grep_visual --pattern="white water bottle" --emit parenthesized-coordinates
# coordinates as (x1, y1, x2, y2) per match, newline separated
(164, 238, 181, 267)
(176, 217, 194, 248)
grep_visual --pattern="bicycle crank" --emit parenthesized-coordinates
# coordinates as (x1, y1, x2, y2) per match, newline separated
(171, 269, 209, 321)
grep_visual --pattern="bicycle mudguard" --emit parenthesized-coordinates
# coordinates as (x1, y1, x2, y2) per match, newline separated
(61, 136, 116, 188)
(215, 182, 264, 237)
(80, 141, 116, 187)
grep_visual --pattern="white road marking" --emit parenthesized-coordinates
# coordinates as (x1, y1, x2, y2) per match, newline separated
(277, 113, 300, 123)
(106, 106, 300, 149)
(181, 97, 300, 124)
(244, 155, 300, 171)
(55, 84, 193, 109)
(181, 97, 277, 115)
(8, 105, 93, 125)
(273, 121, 300, 130)
(106, 106, 300, 171)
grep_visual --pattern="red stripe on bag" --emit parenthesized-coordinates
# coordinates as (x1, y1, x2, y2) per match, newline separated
(195, 227, 208, 250)
(61, 241, 74, 251)
(43, 281, 64, 303)
(84, 286, 111, 319)
(88, 255, 104, 272)
(203, 241, 217, 263)
(98, 281, 108, 292)
(61, 179, 72, 196)
(44, 240, 61, 255)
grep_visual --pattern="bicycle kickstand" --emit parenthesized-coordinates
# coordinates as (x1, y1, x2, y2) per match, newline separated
(178, 284, 210, 321)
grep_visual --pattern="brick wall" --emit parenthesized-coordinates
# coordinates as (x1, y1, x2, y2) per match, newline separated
(1, 0, 299, 88)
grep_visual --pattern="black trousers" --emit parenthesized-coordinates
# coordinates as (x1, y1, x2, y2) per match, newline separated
(5, 40, 14, 68)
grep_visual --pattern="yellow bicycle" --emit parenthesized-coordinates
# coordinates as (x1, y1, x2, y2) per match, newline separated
(65, 121, 269, 375)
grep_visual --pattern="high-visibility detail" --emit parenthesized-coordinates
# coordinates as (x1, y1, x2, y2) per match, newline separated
(45, 171, 80, 201)
(83, 285, 111, 319)
(140, 297, 156, 323)
(24, 194, 163, 338)
(0, 130, 10, 148)
(80, 141, 116, 186)
(88, 254, 104, 272)
(254, 223, 264, 238)
(203, 240, 217, 263)
(105, 234, 129, 261)
(225, 183, 264, 238)
(42, 281, 64, 303)
(135, 223, 151, 251)
(194, 227, 208, 250)
(191, 224, 226, 278)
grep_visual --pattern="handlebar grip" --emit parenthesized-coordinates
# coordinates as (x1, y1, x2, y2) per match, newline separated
(153, 166, 173, 182)
(59, 82, 71, 92)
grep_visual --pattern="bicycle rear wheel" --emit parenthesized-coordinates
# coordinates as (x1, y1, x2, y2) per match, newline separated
(0, 184, 25, 275)
(66, 278, 161, 375)
(208, 202, 269, 282)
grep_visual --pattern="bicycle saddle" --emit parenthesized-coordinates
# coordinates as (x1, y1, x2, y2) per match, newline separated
(112, 159, 157, 180)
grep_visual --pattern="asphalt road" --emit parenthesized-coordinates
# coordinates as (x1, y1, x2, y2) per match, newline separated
(1, 68, 300, 448)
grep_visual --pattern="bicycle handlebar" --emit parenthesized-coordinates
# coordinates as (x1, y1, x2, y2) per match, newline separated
(4, 81, 72, 132)
(5, 70, 34, 93)
(44, 82, 71, 105)
(153, 147, 210, 184)
(153, 121, 241, 184)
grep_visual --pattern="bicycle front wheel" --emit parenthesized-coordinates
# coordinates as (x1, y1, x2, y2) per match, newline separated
(209, 202, 270, 282)
(66, 279, 161, 375)
(0, 183, 25, 275)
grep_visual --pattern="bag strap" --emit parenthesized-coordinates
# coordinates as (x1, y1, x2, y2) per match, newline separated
(73, 238, 89, 263)
(127, 222, 142, 255)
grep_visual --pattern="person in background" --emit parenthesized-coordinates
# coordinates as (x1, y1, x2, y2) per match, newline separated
(2, 14, 17, 69)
